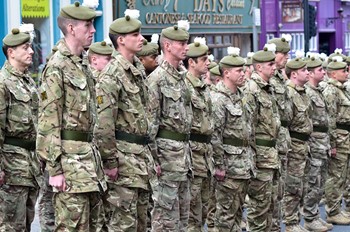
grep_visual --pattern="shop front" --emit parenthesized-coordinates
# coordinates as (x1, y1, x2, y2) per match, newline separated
(113, 0, 260, 61)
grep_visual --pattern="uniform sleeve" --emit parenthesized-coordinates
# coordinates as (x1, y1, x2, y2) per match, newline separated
(211, 94, 226, 170)
(146, 74, 161, 165)
(94, 73, 120, 170)
(36, 66, 64, 177)
(322, 86, 337, 148)
(0, 78, 7, 171)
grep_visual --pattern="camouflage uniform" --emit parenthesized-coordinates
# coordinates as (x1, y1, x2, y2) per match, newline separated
(342, 81, 350, 212)
(269, 70, 292, 231)
(147, 60, 193, 232)
(282, 80, 312, 225)
(0, 61, 42, 231)
(303, 82, 330, 222)
(37, 39, 107, 231)
(323, 78, 350, 217)
(94, 51, 154, 232)
(206, 84, 218, 231)
(185, 72, 213, 232)
(211, 81, 253, 231)
(245, 72, 280, 231)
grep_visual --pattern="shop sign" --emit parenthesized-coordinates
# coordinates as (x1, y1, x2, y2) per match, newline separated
(22, 0, 50, 18)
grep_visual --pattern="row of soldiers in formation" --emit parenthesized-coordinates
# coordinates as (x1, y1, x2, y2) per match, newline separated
(1, 1, 350, 232)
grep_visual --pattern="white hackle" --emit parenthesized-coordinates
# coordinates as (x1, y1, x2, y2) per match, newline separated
(264, 43, 276, 53)
(281, 33, 292, 43)
(319, 53, 327, 61)
(227, 47, 240, 56)
(247, 52, 254, 58)
(83, 0, 99, 9)
(295, 50, 305, 59)
(19, 23, 35, 43)
(177, 20, 190, 31)
(194, 37, 206, 45)
(334, 48, 343, 55)
(208, 54, 215, 62)
(124, 9, 140, 19)
(151, 34, 159, 44)
(309, 53, 319, 60)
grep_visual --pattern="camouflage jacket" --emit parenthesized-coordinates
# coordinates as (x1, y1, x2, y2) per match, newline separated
(94, 51, 154, 190)
(37, 40, 106, 193)
(211, 81, 253, 180)
(147, 60, 193, 181)
(305, 83, 330, 158)
(286, 81, 313, 159)
(323, 78, 350, 153)
(185, 72, 213, 177)
(0, 61, 41, 187)
(270, 70, 292, 154)
(244, 72, 280, 169)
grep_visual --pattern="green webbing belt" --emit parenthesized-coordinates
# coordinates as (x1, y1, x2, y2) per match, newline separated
(289, 131, 310, 141)
(255, 138, 276, 148)
(190, 133, 211, 143)
(115, 130, 149, 145)
(4, 136, 36, 150)
(157, 129, 190, 142)
(223, 137, 249, 147)
(61, 130, 92, 142)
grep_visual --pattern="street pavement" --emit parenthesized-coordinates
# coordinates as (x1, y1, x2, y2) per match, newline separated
(31, 203, 350, 231)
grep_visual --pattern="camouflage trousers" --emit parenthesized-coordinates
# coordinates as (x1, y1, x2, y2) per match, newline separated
(247, 168, 275, 232)
(54, 191, 104, 232)
(271, 153, 287, 231)
(325, 152, 350, 216)
(38, 170, 55, 232)
(151, 178, 190, 232)
(206, 176, 216, 231)
(0, 184, 39, 231)
(188, 176, 210, 232)
(213, 178, 249, 232)
(103, 183, 149, 232)
(303, 156, 328, 221)
(282, 155, 307, 225)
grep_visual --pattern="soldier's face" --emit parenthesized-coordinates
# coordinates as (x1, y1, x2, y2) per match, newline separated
(139, 54, 159, 73)
(74, 20, 96, 47)
(334, 68, 349, 83)
(10, 42, 34, 68)
(275, 52, 289, 69)
(90, 54, 111, 71)
(228, 66, 245, 87)
(312, 66, 325, 83)
(168, 40, 189, 61)
(295, 67, 309, 85)
(122, 32, 144, 53)
(192, 55, 210, 76)
(260, 61, 276, 81)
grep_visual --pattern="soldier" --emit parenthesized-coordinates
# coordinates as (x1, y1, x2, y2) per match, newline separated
(303, 55, 333, 231)
(244, 52, 254, 80)
(0, 27, 42, 231)
(88, 41, 113, 80)
(323, 57, 350, 225)
(182, 37, 213, 231)
(136, 34, 160, 76)
(147, 20, 192, 232)
(210, 47, 253, 231)
(94, 9, 156, 232)
(282, 57, 313, 232)
(244, 44, 280, 232)
(36, 2, 107, 231)
(267, 34, 293, 232)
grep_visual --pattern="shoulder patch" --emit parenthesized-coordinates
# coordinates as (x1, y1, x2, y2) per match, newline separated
(97, 95, 103, 105)
(40, 91, 47, 101)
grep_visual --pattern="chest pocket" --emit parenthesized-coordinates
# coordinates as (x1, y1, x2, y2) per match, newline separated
(191, 95, 206, 110)
(7, 83, 32, 123)
(226, 103, 243, 130)
(65, 74, 88, 111)
(119, 79, 141, 113)
(311, 96, 325, 108)
(160, 86, 182, 119)
(274, 86, 286, 110)
(339, 96, 350, 121)
(258, 95, 273, 124)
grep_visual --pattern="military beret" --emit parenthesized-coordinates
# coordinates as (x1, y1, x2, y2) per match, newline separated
(306, 56, 322, 69)
(136, 40, 159, 57)
(327, 56, 347, 70)
(267, 34, 291, 53)
(187, 37, 208, 58)
(220, 47, 245, 68)
(3, 28, 30, 47)
(286, 58, 307, 70)
(89, 41, 113, 55)
(210, 65, 221, 76)
(161, 20, 190, 41)
(346, 56, 350, 65)
(208, 61, 217, 70)
(244, 52, 254, 66)
(328, 48, 346, 63)
(109, 9, 141, 34)
(253, 44, 276, 63)
(60, 1, 96, 21)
